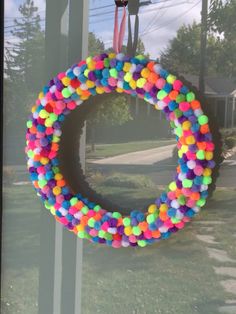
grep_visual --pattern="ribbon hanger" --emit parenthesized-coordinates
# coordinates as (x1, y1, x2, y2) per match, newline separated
(113, 1, 128, 53)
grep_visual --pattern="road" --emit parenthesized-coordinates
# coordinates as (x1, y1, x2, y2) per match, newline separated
(88, 144, 176, 165)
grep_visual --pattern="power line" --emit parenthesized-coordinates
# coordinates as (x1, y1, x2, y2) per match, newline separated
(140, 0, 201, 36)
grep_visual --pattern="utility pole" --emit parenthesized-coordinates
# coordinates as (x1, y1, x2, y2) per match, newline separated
(199, 0, 208, 95)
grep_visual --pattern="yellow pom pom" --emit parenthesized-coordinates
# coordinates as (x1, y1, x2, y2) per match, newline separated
(205, 151, 213, 160)
(108, 52, 116, 59)
(38, 92, 44, 99)
(141, 68, 150, 78)
(124, 72, 132, 82)
(31, 105, 37, 113)
(148, 204, 157, 214)
(87, 61, 96, 70)
(159, 204, 168, 212)
(84, 69, 90, 78)
(129, 79, 137, 89)
(53, 186, 61, 196)
(116, 87, 123, 93)
(45, 119, 53, 127)
(40, 157, 49, 165)
(96, 87, 105, 94)
(124, 226, 132, 236)
(181, 145, 188, 153)
(61, 77, 70, 86)
(50, 207, 56, 215)
(166, 74, 176, 84)
(182, 121, 191, 130)
(80, 95, 89, 100)
(76, 88, 82, 95)
(186, 135, 195, 145)
(169, 181, 177, 191)
(86, 80, 95, 88)
(55, 173, 63, 180)
(137, 78, 146, 88)
(52, 135, 60, 143)
(203, 168, 212, 176)
(77, 224, 84, 232)
(123, 62, 131, 72)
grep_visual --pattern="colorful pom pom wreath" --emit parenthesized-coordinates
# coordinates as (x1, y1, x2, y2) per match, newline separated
(26, 53, 215, 248)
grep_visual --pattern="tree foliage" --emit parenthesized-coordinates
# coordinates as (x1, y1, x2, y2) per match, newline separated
(161, 0, 236, 77)
(4, 0, 45, 130)
(5, 0, 44, 91)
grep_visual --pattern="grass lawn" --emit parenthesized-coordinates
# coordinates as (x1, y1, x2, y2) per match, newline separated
(86, 139, 176, 159)
(2, 183, 236, 314)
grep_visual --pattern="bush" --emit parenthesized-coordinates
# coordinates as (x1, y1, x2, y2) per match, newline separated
(102, 173, 155, 189)
(224, 136, 236, 149)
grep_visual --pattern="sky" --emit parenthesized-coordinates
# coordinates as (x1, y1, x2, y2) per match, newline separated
(5, 0, 202, 58)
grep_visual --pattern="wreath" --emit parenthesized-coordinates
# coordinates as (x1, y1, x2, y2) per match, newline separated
(26, 53, 215, 248)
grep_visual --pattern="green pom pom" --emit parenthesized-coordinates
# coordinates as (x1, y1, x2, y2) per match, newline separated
(123, 217, 131, 226)
(138, 240, 147, 247)
(27, 120, 33, 128)
(174, 109, 183, 118)
(133, 226, 141, 236)
(178, 195, 186, 205)
(88, 218, 95, 228)
(110, 68, 118, 78)
(147, 214, 156, 224)
(202, 176, 212, 185)
(62, 88, 71, 98)
(176, 94, 186, 103)
(182, 179, 193, 188)
(38, 179, 47, 188)
(186, 92, 195, 102)
(112, 212, 122, 219)
(52, 166, 60, 174)
(157, 90, 168, 100)
(49, 113, 58, 122)
(198, 115, 209, 125)
(171, 218, 180, 224)
(175, 126, 183, 137)
(78, 231, 85, 239)
(94, 205, 101, 212)
(70, 197, 78, 206)
(98, 230, 105, 238)
(81, 206, 89, 214)
(197, 198, 206, 207)
(196, 150, 205, 160)
(104, 58, 110, 67)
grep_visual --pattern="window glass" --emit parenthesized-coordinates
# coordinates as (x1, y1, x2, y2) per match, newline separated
(2, 1, 236, 314)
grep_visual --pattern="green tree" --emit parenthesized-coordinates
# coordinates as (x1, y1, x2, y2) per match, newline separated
(161, 0, 236, 77)
(88, 32, 105, 56)
(5, 0, 44, 92)
(87, 33, 133, 151)
(208, 0, 236, 76)
(161, 22, 219, 75)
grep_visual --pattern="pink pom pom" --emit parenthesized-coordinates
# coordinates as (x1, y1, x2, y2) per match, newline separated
(155, 78, 166, 89)
(95, 60, 104, 70)
(112, 240, 121, 248)
(67, 101, 77, 110)
(173, 80, 183, 91)
(194, 165, 204, 176)
(179, 102, 190, 112)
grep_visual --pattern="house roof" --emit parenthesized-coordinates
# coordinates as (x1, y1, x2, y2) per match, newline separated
(180, 74, 236, 97)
